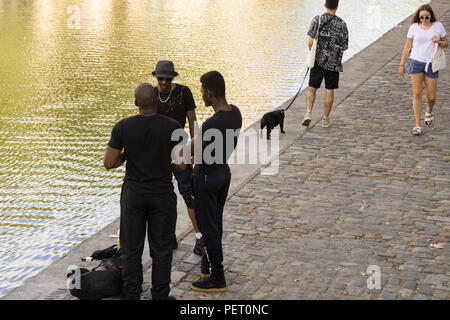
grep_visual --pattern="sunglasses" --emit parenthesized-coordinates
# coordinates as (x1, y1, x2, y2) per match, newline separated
(419, 15, 431, 20)
(157, 77, 173, 82)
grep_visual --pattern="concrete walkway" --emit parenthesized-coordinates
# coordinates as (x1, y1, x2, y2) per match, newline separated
(4, 0, 449, 300)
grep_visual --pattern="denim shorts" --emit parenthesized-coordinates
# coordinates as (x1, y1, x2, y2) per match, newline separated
(408, 59, 439, 78)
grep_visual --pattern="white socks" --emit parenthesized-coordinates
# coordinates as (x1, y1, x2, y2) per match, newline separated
(195, 233, 203, 240)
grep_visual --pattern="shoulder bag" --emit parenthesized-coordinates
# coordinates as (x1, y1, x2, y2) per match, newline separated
(306, 15, 322, 69)
(432, 23, 446, 73)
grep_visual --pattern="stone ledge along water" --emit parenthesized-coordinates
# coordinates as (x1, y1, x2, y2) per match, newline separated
(2, 0, 449, 299)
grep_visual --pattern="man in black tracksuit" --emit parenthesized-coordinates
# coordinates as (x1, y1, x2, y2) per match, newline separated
(189, 71, 242, 292)
(104, 83, 186, 300)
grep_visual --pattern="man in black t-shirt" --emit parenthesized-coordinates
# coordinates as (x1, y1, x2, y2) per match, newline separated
(104, 83, 186, 300)
(152, 60, 204, 256)
(189, 71, 242, 293)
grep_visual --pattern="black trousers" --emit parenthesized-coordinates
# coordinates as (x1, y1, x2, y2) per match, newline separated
(119, 182, 177, 300)
(193, 171, 231, 275)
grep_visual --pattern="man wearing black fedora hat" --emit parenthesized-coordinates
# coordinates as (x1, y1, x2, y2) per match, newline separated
(152, 60, 204, 256)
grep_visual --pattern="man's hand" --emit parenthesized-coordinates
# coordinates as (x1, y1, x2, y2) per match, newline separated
(104, 146, 126, 170)
(307, 36, 314, 51)
(171, 162, 187, 172)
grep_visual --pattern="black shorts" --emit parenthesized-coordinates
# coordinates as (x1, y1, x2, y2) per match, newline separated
(309, 64, 339, 90)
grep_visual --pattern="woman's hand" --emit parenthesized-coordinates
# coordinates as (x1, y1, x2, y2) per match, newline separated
(432, 35, 439, 43)
(399, 65, 406, 76)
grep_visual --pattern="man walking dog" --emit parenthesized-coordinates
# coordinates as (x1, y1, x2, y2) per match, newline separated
(302, 0, 348, 128)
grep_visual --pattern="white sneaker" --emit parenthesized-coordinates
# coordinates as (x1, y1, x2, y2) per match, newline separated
(322, 118, 332, 128)
(302, 112, 312, 126)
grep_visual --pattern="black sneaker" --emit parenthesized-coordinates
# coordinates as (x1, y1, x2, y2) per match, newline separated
(193, 237, 204, 256)
(149, 294, 177, 300)
(191, 273, 227, 292)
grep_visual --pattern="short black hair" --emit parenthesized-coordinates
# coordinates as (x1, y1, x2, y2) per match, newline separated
(135, 83, 157, 108)
(326, 0, 339, 10)
(200, 71, 226, 98)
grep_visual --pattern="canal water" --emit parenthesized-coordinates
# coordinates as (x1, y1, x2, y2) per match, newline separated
(0, 0, 423, 296)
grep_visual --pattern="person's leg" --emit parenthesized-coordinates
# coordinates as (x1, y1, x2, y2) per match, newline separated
(193, 174, 221, 272)
(191, 173, 227, 292)
(147, 191, 177, 300)
(174, 166, 201, 252)
(410, 73, 425, 128)
(119, 183, 147, 300)
(301, 87, 317, 127)
(323, 89, 334, 120)
(424, 75, 437, 116)
(216, 172, 231, 242)
(174, 166, 196, 227)
(306, 87, 317, 114)
(187, 208, 200, 233)
(303, 66, 322, 126)
(322, 69, 339, 124)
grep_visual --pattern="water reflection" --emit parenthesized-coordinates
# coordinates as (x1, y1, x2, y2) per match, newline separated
(0, 0, 424, 296)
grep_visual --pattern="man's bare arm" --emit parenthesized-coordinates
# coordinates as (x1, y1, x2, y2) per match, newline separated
(186, 109, 198, 140)
(104, 146, 126, 170)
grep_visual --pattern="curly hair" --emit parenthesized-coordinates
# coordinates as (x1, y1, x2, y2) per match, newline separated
(411, 4, 437, 25)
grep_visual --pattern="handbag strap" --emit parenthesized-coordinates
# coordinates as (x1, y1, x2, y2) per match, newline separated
(432, 23, 441, 49)
(315, 15, 321, 39)
(315, 14, 337, 39)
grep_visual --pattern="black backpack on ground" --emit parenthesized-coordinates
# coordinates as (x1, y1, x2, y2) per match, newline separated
(67, 245, 122, 300)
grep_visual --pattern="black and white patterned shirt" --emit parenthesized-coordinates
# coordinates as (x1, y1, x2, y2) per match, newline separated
(307, 13, 349, 72)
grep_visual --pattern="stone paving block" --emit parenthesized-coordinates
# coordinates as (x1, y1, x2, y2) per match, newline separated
(433, 290, 449, 300)
(171, 271, 187, 284)
(399, 289, 415, 299)
(420, 282, 437, 295)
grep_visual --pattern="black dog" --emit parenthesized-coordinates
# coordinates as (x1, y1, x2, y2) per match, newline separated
(260, 110, 286, 140)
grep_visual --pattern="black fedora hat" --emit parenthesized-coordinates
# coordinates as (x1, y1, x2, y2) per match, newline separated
(151, 60, 179, 78)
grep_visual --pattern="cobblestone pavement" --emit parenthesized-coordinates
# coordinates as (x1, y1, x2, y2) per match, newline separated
(138, 14, 450, 300)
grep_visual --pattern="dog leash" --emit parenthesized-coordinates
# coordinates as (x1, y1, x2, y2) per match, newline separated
(284, 68, 310, 112)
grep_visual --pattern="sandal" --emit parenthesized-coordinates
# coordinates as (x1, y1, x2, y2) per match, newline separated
(412, 126, 422, 136)
(424, 113, 434, 126)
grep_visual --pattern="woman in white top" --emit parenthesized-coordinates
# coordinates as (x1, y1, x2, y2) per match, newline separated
(400, 4, 448, 136)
